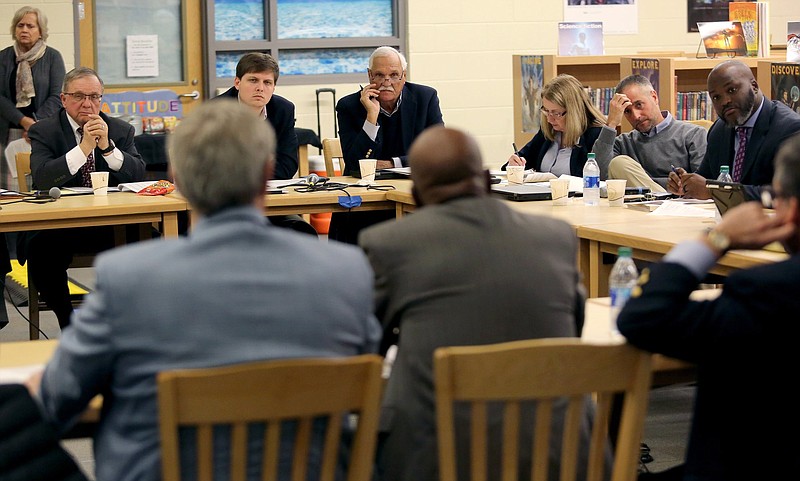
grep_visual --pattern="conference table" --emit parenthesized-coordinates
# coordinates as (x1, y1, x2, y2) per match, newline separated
(264, 178, 401, 215)
(0, 191, 186, 238)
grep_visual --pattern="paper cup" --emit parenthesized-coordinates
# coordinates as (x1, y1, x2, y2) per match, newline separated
(359, 159, 377, 184)
(606, 179, 627, 207)
(507, 165, 525, 185)
(90, 171, 109, 196)
(549, 178, 570, 206)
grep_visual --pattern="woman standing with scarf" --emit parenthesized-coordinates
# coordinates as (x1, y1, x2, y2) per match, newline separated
(0, 6, 66, 190)
(0, 6, 65, 330)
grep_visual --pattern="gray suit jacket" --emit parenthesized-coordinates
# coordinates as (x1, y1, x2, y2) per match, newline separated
(359, 197, 597, 481)
(37, 206, 381, 481)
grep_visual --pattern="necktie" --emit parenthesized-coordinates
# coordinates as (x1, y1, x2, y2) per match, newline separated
(732, 126, 748, 183)
(77, 127, 95, 187)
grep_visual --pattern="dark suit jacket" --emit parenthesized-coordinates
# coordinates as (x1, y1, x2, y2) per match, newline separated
(698, 100, 800, 200)
(360, 197, 595, 481)
(214, 87, 299, 180)
(504, 126, 603, 177)
(336, 82, 443, 176)
(27, 109, 145, 189)
(618, 256, 800, 481)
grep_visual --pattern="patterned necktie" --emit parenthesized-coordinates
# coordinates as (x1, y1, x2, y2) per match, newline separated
(732, 126, 748, 183)
(77, 127, 95, 187)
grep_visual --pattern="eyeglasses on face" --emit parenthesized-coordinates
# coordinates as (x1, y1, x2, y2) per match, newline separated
(370, 72, 404, 83)
(63, 92, 103, 103)
(540, 107, 567, 118)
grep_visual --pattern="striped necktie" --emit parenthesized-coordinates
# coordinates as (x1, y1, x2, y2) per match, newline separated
(732, 126, 748, 183)
(77, 127, 95, 187)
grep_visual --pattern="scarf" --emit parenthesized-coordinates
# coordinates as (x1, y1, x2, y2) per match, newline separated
(14, 39, 47, 108)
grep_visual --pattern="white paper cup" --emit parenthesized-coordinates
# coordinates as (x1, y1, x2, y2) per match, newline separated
(606, 179, 627, 207)
(359, 159, 377, 184)
(549, 178, 570, 206)
(90, 171, 109, 196)
(507, 165, 525, 185)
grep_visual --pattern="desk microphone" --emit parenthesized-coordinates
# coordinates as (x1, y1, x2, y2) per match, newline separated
(33, 187, 62, 200)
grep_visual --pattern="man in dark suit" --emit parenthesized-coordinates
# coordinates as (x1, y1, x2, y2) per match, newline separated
(22, 66, 145, 328)
(214, 52, 315, 235)
(331, 46, 444, 243)
(668, 59, 800, 201)
(620, 132, 800, 481)
(360, 126, 596, 481)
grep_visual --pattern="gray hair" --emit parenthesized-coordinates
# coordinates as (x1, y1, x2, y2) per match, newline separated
(369, 46, 407, 71)
(616, 74, 654, 95)
(168, 100, 275, 215)
(774, 132, 800, 200)
(11, 6, 48, 42)
(62, 67, 104, 92)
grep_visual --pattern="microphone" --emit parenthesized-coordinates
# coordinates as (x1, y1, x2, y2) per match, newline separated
(33, 187, 62, 200)
(306, 173, 328, 187)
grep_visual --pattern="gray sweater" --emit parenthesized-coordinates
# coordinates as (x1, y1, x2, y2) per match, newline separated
(592, 116, 707, 188)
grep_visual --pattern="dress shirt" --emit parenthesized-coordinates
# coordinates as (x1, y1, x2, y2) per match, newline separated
(361, 91, 405, 168)
(64, 115, 123, 175)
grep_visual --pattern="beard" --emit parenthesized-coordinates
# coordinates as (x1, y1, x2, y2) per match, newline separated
(724, 88, 756, 128)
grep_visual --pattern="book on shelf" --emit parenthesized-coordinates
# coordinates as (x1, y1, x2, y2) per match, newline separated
(558, 21, 604, 56)
(697, 21, 747, 58)
(519, 55, 544, 134)
(788, 21, 800, 63)
(728, 1, 769, 57)
(630, 58, 660, 97)
(770, 63, 800, 115)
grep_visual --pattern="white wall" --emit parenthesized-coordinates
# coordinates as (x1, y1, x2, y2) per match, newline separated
(3, 0, 796, 168)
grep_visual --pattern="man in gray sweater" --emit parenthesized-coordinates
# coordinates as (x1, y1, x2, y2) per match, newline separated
(592, 74, 707, 192)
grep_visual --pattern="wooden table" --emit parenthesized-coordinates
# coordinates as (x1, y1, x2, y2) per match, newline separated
(265, 177, 403, 215)
(0, 191, 186, 238)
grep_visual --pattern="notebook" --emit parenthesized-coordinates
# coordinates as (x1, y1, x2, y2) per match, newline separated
(491, 183, 552, 201)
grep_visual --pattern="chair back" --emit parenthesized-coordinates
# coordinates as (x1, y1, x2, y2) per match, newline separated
(686, 119, 713, 130)
(15, 151, 31, 192)
(158, 354, 384, 481)
(322, 138, 342, 177)
(435, 338, 652, 481)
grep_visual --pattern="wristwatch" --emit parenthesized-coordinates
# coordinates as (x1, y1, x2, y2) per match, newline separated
(706, 228, 731, 252)
(98, 140, 115, 155)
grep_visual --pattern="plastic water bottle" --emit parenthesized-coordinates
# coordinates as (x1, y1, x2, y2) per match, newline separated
(609, 246, 638, 337)
(583, 153, 600, 206)
(717, 165, 732, 182)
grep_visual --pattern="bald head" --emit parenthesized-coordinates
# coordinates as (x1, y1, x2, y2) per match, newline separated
(707, 60, 762, 127)
(409, 126, 488, 206)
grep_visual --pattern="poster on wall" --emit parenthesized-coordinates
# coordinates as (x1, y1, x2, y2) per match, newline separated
(564, 0, 637, 35)
(520, 56, 544, 133)
(558, 22, 604, 56)
(687, 0, 733, 33)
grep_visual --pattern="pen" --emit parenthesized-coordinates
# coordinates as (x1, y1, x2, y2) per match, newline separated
(512, 143, 519, 155)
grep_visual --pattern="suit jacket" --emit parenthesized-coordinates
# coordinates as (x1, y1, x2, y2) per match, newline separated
(698, 100, 800, 200)
(27, 109, 145, 189)
(505, 126, 603, 177)
(0, 45, 66, 145)
(336, 82, 444, 176)
(214, 87, 299, 180)
(359, 197, 596, 481)
(36, 206, 381, 481)
(617, 256, 800, 481)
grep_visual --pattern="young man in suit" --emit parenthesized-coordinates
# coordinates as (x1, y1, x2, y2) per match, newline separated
(668, 59, 800, 201)
(620, 132, 800, 481)
(214, 52, 316, 235)
(21, 66, 145, 328)
(25, 100, 380, 481)
(330, 46, 444, 244)
(359, 126, 597, 481)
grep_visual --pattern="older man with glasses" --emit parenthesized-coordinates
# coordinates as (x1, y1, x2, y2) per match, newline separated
(330, 46, 444, 244)
(19, 66, 145, 329)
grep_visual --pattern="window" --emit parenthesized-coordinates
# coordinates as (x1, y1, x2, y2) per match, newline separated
(205, 0, 407, 94)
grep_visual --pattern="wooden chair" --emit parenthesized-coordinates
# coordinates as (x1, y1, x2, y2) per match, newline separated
(435, 338, 653, 481)
(15, 151, 31, 192)
(686, 119, 714, 130)
(321, 138, 342, 177)
(158, 354, 384, 481)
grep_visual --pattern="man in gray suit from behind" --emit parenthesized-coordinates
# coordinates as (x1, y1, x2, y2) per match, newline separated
(359, 126, 601, 481)
(26, 100, 381, 481)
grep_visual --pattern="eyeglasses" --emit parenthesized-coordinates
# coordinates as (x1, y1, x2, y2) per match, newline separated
(63, 92, 103, 103)
(540, 107, 567, 118)
(370, 72, 404, 83)
(760, 185, 786, 209)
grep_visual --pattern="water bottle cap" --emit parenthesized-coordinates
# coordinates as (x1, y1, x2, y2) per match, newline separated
(720, 165, 729, 173)
(618, 246, 633, 257)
